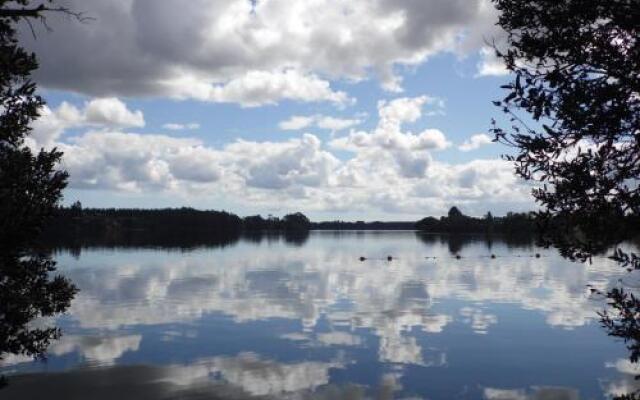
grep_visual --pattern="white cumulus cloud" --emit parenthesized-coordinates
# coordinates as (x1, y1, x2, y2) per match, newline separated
(23, 0, 501, 105)
(475, 46, 509, 77)
(32, 96, 533, 217)
(226, 134, 339, 190)
(459, 133, 493, 151)
(330, 96, 450, 179)
(30, 97, 144, 148)
(279, 114, 362, 131)
(59, 132, 222, 191)
(165, 69, 352, 107)
(162, 122, 201, 131)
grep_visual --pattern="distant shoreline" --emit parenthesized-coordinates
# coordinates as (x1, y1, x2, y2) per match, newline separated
(43, 205, 539, 236)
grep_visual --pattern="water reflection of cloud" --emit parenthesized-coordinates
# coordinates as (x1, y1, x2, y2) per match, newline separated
(54, 235, 626, 371)
(279, 331, 363, 348)
(164, 352, 344, 396)
(460, 307, 497, 334)
(0, 353, 34, 367)
(602, 358, 640, 398)
(50, 335, 142, 365)
(379, 334, 424, 365)
(483, 386, 579, 400)
(2, 334, 141, 367)
(317, 332, 363, 347)
(1, 353, 347, 400)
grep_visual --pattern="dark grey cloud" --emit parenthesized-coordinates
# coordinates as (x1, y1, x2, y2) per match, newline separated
(20, 0, 499, 103)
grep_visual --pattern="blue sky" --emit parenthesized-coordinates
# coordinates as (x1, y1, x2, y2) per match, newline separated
(21, 0, 535, 220)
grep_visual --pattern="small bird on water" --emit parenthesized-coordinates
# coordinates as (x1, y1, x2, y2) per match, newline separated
(387, 255, 393, 261)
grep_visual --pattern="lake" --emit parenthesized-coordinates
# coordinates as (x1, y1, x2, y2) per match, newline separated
(1, 231, 638, 399)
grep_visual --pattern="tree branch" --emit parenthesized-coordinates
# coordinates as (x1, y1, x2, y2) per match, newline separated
(0, 5, 46, 18)
(0, 5, 92, 23)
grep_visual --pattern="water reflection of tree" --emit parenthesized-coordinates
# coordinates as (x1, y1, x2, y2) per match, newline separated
(243, 231, 310, 247)
(415, 232, 534, 254)
(0, 256, 77, 387)
(599, 258, 640, 400)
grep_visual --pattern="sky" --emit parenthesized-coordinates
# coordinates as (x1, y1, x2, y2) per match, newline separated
(20, 0, 537, 220)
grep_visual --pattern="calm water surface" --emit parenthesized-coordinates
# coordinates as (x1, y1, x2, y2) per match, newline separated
(1, 231, 638, 399)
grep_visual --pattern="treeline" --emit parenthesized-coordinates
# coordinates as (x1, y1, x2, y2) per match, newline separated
(48, 203, 633, 249)
(43, 204, 538, 245)
(415, 207, 536, 235)
(40, 203, 312, 249)
(43, 205, 242, 249)
(243, 213, 311, 231)
(415, 207, 640, 241)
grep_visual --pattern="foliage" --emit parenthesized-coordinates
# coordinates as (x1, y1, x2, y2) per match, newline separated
(0, 0, 77, 383)
(447, 206, 463, 219)
(492, 1, 639, 397)
(242, 212, 311, 231)
(282, 212, 311, 231)
(415, 206, 536, 236)
(491, 0, 639, 260)
(42, 207, 318, 250)
(44, 207, 243, 249)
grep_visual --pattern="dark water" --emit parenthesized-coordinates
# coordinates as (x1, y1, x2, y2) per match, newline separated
(1, 231, 637, 399)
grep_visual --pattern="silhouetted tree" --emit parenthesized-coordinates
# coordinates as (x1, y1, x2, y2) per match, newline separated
(282, 212, 311, 231)
(41, 208, 318, 249)
(491, 1, 640, 397)
(0, 0, 78, 385)
(491, 0, 639, 260)
(415, 206, 535, 236)
(414, 216, 439, 231)
(44, 207, 243, 249)
(447, 206, 463, 219)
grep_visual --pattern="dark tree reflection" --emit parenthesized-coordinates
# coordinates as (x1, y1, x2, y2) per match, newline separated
(598, 251, 640, 399)
(283, 230, 310, 246)
(415, 232, 534, 253)
(0, 255, 77, 387)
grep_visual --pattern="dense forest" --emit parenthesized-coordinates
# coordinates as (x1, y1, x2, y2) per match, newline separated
(41, 203, 313, 249)
(36, 204, 640, 256)
(43, 205, 241, 249)
(415, 207, 536, 235)
(42, 203, 537, 241)
(44, 203, 640, 250)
